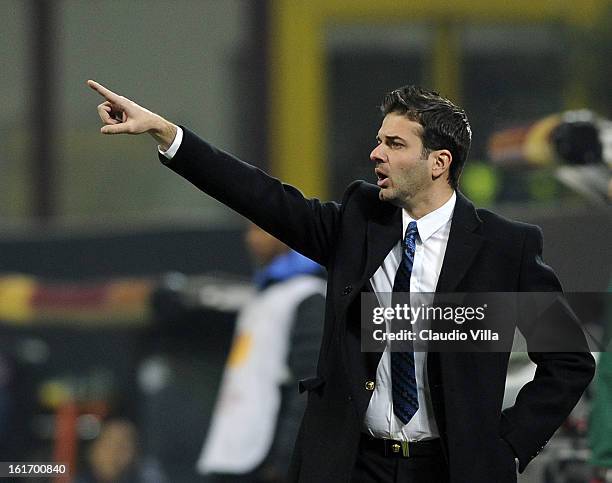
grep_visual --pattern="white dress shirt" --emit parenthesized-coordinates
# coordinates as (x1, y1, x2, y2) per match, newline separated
(364, 192, 456, 441)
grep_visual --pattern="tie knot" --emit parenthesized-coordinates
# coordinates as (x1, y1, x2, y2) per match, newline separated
(404, 221, 418, 245)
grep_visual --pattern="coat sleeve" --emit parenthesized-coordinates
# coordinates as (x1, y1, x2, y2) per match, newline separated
(500, 225, 596, 472)
(159, 127, 344, 267)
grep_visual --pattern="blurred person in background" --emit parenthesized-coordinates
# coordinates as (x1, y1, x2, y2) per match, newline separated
(198, 223, 325, 482)
(75, 418, 167, 483)
(589, 180, 612, 483)
(88, 80, 595, 483)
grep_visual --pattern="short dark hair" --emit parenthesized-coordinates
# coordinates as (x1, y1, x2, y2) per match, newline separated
(380, 85, 471, 189)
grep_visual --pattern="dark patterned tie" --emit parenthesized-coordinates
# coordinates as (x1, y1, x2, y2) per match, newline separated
(391, 221, 419, 424)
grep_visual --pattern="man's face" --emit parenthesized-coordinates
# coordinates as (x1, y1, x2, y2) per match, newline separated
(370, 112, 434, 206)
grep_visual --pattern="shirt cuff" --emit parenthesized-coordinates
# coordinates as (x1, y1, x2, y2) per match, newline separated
(158, 126, 184, 160)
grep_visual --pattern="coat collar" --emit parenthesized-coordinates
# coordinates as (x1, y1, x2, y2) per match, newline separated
(362, 190, 483, 293)
(435, 191, 484, 292)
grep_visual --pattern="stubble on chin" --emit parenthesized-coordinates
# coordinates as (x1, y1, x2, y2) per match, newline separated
(379, 187, 393, 203)
(379, 188, 398, 205)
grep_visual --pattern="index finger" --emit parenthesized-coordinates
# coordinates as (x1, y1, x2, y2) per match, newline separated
(87, 79, 122, 103)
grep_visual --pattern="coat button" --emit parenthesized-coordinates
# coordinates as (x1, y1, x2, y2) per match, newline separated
(365, 380, 375, 391)
(342, 285, 353, 295)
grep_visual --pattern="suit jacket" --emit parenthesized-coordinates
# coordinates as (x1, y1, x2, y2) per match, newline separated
(160, 127, 595, 483)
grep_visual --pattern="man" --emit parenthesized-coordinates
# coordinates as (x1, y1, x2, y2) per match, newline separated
(88, 80, 595, 483)
(199, 224, 325, 482)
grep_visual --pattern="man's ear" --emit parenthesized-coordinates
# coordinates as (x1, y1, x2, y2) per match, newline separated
(431, 150, 452, 181)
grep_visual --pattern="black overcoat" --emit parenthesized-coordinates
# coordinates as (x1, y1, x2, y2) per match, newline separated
(161, 128, 595, 483)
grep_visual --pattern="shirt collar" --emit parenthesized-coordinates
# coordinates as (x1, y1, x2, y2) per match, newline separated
(402, 191, 456, 242)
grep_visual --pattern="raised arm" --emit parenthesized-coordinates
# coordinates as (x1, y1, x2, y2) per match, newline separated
(88, 80, 342, 266)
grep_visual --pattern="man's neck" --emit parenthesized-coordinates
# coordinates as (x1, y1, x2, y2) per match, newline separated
(401, 188, 454, 220)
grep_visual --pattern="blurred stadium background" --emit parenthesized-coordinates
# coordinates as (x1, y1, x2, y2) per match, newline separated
(0, 1, 610, 482)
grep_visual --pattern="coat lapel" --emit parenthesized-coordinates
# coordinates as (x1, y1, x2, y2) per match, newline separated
(435, 191, 484, 293)
(363, 208, 402, 283)
(428, 192, 484, 445)
(333, 194, 400, 320)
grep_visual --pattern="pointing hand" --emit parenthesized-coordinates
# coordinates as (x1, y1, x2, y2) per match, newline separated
(87, 80, 177, 150)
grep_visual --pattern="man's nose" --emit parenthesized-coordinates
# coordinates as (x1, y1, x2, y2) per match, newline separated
(370, 144, 385, 163)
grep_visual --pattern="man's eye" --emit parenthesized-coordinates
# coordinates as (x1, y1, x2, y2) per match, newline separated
(391, 142, 403, 149)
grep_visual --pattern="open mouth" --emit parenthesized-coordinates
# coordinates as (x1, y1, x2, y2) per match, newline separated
(375, 169, 389, 187)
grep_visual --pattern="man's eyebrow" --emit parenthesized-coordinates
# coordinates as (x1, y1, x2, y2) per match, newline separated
(376, 134, 407, 143)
